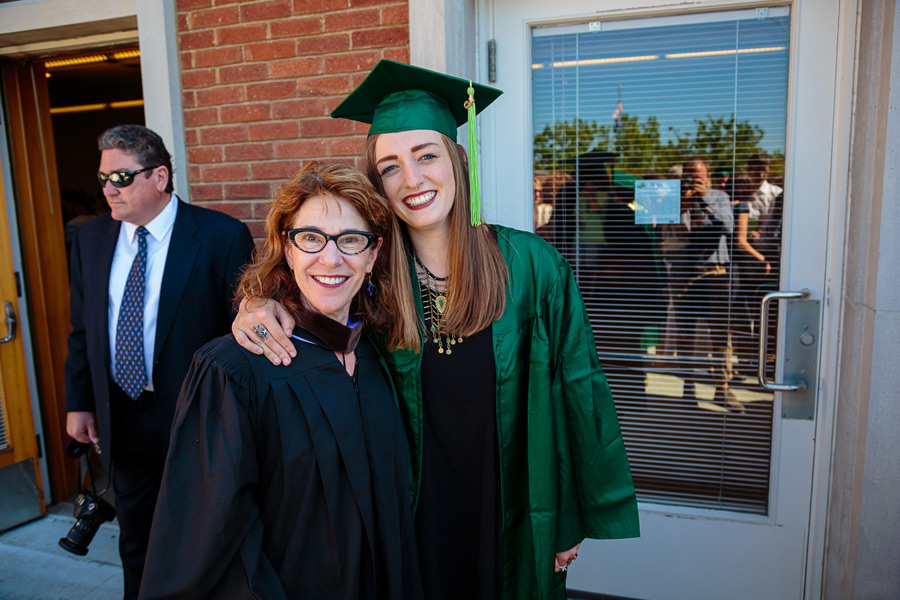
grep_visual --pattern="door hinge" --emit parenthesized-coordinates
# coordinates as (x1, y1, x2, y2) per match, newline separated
(488, 39, 497, 83)
(36, 434, 43, 459)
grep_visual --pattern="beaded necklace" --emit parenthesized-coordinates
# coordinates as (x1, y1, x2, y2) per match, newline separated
(414, 253, 463, 355)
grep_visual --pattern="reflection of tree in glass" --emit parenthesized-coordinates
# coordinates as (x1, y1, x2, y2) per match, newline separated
(534, 112, 783, 180)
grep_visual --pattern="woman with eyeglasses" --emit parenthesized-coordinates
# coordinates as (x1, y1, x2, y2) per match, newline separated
(232, 61, 640, 600)
(138, 161, 423, 600)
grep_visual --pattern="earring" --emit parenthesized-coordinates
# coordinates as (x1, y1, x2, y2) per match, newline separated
(367, 272, 375, 296)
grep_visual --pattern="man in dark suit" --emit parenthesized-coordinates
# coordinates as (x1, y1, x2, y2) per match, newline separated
(65, 125, 254, 599)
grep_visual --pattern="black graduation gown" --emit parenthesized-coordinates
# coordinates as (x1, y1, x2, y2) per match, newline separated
(138, 331, 423, 600)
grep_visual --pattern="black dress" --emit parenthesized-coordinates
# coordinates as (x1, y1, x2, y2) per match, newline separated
(415, 326, 501, 600)
(139, 330, 423, 600)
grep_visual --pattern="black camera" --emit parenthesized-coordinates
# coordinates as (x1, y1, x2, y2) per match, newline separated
(58, 492, 117, 556)
(57, 440, 116, 556)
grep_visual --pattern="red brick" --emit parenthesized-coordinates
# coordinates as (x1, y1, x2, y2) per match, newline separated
(324, 8, 378, 31)
(177, 0, 212, 10)
(241, 0, 292, 22)
(382, 46, 409, 63)
(297, 75, 352, 97)
(247, 80, 297, 102)
(182, 90, 196, 109)
(202, 201, 253, 219)
(381, 4, 408, 25)
(189, 184, 224, 201)
(226, 183, 272, 200)
(271, 17, 322, 38)
(184, 107, 219, 126)
(268, 57, 322, 79)
(180, 30, 216, 50)
(217, 23, 268, 46)
(296, 33, 349, 56)
(324, 50, 380, 74)
(247, 221, 267, 238)
(188, 165, 202, 181)
(300, 118, 355, 137)
(178, 13, 190, 32)
(245, 40, 296, 62)
(196, 85, 246, 106)
(328, 136, 365, 156)
(184, 129, 199, 146)
(271, 97, 327, 118)
(191, 6, 240, 28)
(225, 143, 275, 161)
(202, 164, 250, 181)
(198, 124, 249, 144)
(220, 103, 271, 123)
(352, 26, 408, 49)
(248, 121, 300, 141)
(219, 63, 268, 84)
(188, 146, 223, 164)
(294, 0, 347, 14)
(252, 201, 275, 219)
(182, 68, 217, 89)
(251, 161, 301, 180)
(194, 46, 242, 68)
(274, 139, 327, 158)
(351, 0, 396, 6)
(181, 51, 194, 70)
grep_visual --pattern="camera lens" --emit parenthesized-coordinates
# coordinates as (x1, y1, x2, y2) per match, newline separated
(57, 493, 116, 556)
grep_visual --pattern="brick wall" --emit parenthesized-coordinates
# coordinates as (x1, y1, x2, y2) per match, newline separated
(176, 0, 410, 238)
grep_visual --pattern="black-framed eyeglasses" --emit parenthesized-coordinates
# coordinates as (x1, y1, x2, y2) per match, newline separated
(286, 228, 377, 256)
(96, 166, 159, 189)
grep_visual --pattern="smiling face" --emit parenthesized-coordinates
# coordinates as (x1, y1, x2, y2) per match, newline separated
(284, 193, 381, 324)
(98, 148, 170, 226)
(372, 129, 457, 237)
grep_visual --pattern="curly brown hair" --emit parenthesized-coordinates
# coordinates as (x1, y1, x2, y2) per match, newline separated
(236, 161, 400, 330)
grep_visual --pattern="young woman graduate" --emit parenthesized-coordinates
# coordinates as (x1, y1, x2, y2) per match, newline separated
(232, 61, 640, 600)
(138, 162, 423, 600)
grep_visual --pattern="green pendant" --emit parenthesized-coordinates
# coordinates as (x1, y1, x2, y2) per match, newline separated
(434, 294, 447, 314)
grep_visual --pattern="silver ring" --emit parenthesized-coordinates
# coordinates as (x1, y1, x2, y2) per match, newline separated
(559, 565, 567, 572)
(251, 324, 270, 341)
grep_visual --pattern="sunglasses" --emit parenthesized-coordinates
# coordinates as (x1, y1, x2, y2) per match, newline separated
(97, 165, 159, 189)
(286, 228, 377, 256)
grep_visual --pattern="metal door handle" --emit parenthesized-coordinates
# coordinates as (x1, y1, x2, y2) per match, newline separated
(0, 302, 17, 343)
(758, 289, 810, 391)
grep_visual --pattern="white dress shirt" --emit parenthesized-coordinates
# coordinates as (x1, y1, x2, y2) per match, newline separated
(108, 195, 179, 391)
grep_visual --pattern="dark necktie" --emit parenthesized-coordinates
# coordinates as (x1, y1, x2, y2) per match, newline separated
(115, 226, 149, 399)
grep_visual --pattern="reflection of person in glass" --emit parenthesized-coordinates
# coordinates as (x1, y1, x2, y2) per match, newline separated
(670, 157, 737, 408)
(230, 60, 639, 600)
(533, 176, 553, 229)
(745, 152, 782, 238)
(139, 162, 423, 599)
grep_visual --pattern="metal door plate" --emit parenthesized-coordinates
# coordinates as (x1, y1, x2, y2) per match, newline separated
(782, 299, 820, 420)
(0, 459, 42, 532)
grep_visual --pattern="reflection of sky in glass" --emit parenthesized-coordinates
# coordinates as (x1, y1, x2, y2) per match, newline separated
(532, 11, 790, 155)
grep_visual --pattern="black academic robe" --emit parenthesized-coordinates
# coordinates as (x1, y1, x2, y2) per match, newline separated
(138, 331, 423, 600)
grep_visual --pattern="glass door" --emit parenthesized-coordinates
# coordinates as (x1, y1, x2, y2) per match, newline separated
(481, 1, 841, 598)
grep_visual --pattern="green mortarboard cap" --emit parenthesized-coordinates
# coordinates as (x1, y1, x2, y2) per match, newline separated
(330, 59, 502, 139)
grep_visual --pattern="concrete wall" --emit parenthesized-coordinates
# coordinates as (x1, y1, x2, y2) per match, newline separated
(825, 1, 900, 598)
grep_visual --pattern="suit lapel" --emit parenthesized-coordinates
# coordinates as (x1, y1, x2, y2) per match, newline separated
(154, 200, 200, 361)
(90, 217, 122, 369)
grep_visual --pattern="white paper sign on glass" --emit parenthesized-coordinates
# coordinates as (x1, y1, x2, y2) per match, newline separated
(633, 178, 681, 225)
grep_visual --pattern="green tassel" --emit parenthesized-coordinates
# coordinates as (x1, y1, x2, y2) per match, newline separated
(465, 81, 482, 226)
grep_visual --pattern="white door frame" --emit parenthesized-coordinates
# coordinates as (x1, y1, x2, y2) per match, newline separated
(473, 1, 854, 597)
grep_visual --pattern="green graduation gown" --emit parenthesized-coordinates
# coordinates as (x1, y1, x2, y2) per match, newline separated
(382, 225, 640, 600)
